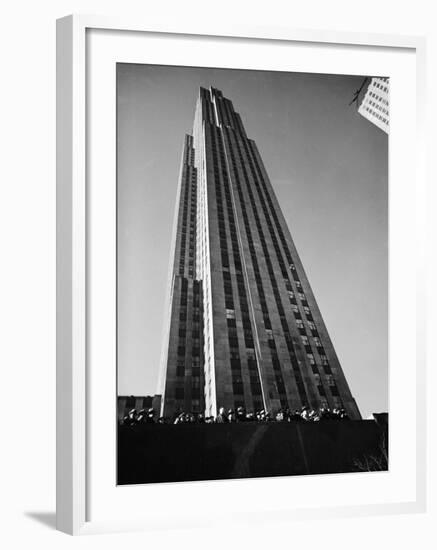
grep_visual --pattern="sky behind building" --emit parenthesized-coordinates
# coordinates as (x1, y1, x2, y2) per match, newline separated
(117, 64, 388, 419)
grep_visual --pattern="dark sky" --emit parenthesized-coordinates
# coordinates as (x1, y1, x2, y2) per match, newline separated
(117, 63, 388, 418)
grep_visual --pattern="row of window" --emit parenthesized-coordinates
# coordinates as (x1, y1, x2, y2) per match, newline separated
(367, 99, 388, 116)
(213, 120, 342, 406)
(365, 106, 389, 125)
(227, 129, 292, 409)
(368, 91, 389, 106)
(174, 386, 201, 400)
(178, 160, 197, 277)
(210, 125, 262, 402)
(219, 143, 266, 401)
(372, 80, 389, 93)
(238, 130, 340, 403)
(225, 130, 292, 406)
(176, 279, 203, 404)
(174, 277, 204, 406)
(211, 127, 245, 401)
(233, 132, 307, 400)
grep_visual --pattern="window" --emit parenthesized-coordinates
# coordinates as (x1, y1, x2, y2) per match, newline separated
(247, 357, 257, 370)
(228, 333, 239, 346)
(245, 337, 254, 347)
(314, 336, 322, 347)
(176, 365, 184, 377)
(301, 335, 309, 346)
(307, 353, 316, 365)
(224, 282, 233, 294)
(308, 320, 316, 331)
(175, 387, 184, 399)
(226, 308, 235, 319)
(265, 328, 273, 339)
(296, 319, 304, 330)
(232, 381, 244, 395)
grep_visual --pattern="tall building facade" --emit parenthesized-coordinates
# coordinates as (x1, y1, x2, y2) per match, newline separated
(161, 87, 361, 420)
(358, 77, 389, 133)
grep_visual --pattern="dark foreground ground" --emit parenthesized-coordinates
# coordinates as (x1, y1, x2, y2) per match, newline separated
(118, 419, 388, 484)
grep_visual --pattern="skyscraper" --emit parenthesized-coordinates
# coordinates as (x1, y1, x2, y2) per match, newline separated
(358, 77, 389, 133)
(160, 87, 361, 420)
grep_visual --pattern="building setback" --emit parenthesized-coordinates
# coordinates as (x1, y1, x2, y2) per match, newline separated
(160, 87, 361, 420)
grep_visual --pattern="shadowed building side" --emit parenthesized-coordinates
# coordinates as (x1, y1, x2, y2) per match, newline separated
(160, 135, 205, 417)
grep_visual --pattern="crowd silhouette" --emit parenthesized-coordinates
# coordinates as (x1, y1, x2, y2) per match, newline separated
(120, 405, 350, 426)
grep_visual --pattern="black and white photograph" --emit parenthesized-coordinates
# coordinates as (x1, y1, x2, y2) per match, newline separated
(116, 64, 389, 485)
(1, 0, 433, 544)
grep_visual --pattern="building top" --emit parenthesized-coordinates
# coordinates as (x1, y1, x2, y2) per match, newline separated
(195, 86, 247, 138)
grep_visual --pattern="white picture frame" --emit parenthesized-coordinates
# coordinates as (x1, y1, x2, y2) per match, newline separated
(56, 14, 427, 535)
